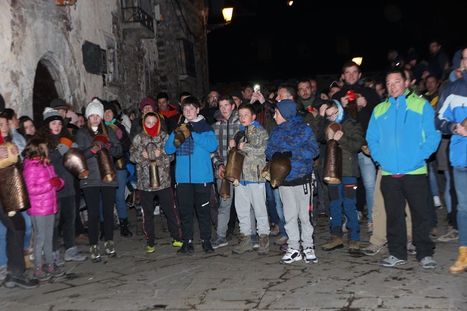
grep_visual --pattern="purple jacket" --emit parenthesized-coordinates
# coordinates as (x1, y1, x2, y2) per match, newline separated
(23, 158, 64, 216)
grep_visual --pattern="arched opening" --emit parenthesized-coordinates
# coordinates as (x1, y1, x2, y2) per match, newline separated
(32, 60, 59, 125)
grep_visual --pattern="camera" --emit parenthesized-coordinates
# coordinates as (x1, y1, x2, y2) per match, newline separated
(253, 84, 261, 93)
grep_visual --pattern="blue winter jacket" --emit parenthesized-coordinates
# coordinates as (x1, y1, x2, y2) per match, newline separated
(165, 117, 218, 183)
(436, 72, 467, 168)
(265, 116, 319, 184)
(366, 90, 441, 175)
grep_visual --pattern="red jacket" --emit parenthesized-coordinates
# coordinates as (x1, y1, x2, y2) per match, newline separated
(23, 158, 64, 216)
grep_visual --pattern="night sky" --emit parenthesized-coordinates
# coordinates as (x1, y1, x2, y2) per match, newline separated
(207, 0, 465, 84)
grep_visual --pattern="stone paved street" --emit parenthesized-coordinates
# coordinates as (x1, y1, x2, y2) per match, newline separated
(0, 210, 466, 311)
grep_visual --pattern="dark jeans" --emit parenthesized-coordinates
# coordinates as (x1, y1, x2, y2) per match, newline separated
(0, 206, 25, 276)
(176, 183, 212, 242)
(53, 195, 76, 250)
(82, 187, 116, 245)
(140, 188, 182, 246)
(381, 174, 434, 261)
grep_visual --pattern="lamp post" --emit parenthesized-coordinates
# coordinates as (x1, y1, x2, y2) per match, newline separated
(222, 7, 234, 23)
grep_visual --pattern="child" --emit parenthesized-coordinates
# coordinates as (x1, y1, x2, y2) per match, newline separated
(165, 96, 218, 254)
(320, 100, 365, 255)
(23, 138, 64, 280)
(130, 112, 182, 253)
(265, 99, 319, 264)
(231, 104, 270, 255)
(75, 98, 122, 262)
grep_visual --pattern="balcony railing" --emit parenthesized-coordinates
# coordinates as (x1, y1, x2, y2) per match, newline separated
(121, 0, 154, 33)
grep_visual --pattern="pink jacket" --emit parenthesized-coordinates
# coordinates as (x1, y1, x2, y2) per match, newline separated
(23, 158, 64, 216)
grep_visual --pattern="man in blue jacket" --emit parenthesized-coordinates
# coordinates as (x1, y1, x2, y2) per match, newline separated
(436, 46, 467, 274)
(366, 68, 441, 269)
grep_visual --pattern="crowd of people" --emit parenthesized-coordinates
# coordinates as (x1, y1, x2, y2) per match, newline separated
(0, 42, 466, 289)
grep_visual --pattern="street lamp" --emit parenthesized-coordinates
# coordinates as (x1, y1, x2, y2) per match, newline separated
(222, 7, 234, 23)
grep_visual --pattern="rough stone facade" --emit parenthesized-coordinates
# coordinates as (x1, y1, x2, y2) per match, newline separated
(0, 0, 208, 118)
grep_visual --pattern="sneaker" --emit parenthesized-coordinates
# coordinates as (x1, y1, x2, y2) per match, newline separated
(3, 274, 39, 289)
(430, 227, 439, 239)
(380, 255, 407, 267)
(321, 236, 344, 251)
(90, 245, 101, 263)
(280, 243, 288, 253)
(47, 264, 65, 277)
(257, 234, 270, 255)
(52, 250, 65, 267)
(172, 239, 183, 248)
(433, 196, 442, 208)
(202, 240, 214, 253)
(146, 245, 156, 254)
(104, 240, 116, 257)
(153, 205, 160, 216)
(348, 240, 362, 256)
(420, 256, 437, 269)
(407, 241, 416, 255)
(0, 265, 7, 282)
(251, 235, 260, 250)
(281, 248, 302, 264)
(270, 224, 280, 236)
(437, 229, 459, 242)
(362, 243, 385, 256)
(211, 237, 229, 249)
(64, 246, 87, 262)
(274, 235, 288, 246)
(232, 235, 253, 254)
(303, 247, 318, 263)
(177, 241, 194, 255)
(33, 268, 51, 282)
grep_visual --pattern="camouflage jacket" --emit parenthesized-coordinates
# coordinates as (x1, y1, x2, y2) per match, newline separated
(130, 131, 174, 191)
(236, 122, 268, 183)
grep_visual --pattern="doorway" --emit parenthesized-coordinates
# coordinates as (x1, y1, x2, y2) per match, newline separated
(32, 60, 59, 125)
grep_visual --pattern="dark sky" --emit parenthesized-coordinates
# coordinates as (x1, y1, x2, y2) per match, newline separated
(207, 0, 465, 84)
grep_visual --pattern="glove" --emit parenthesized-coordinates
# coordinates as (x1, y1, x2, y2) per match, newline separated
(49, 177, 62, 188)
(57, 143, 69, 156)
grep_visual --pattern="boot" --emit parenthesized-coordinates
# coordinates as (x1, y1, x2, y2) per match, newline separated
(119, 218, 133, 237)
(348, 240, 362, 256)
(321, 235, 344, 251)
(449, 246, 467, 274)
(232, 234, 253, 254)
(258, 234, 270, 255)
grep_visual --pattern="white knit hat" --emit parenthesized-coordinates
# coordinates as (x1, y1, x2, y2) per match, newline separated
(85, 98, 104, 118)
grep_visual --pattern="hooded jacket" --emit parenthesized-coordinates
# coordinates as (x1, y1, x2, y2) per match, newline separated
(367, 90, 441, 175)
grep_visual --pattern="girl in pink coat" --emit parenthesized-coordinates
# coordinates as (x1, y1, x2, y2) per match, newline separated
(23, 138, 64, 280)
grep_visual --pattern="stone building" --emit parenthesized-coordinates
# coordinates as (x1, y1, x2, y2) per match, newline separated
(0, 0, 209, 122)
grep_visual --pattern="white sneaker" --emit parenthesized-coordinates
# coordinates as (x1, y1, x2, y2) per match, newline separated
(433, 196, 442, 208)
(281, 248, 302, 264)
(303, 247, 318, 263)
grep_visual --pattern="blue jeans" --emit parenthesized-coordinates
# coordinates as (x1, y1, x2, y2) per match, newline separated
(328, 176, 360, 241)
(0, 222, 6, 266)
(428, 161, 440, 197)
(443, 170, 453, 213)
(358, 153, 376, 222)
(274, 187, 287, 238)
(453, 167, 467, 246)
(115, 169, 128, 219)
(22, 211, 32, 250)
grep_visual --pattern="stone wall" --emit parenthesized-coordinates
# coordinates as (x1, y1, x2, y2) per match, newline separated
(0, 0, 209, 117)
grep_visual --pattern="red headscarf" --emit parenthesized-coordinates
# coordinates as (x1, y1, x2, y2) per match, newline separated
(143, 113, 161, 138)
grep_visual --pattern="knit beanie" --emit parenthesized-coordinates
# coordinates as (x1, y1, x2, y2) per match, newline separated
(85, 98, 104, 118)
(43, 107, 63, 124)
(139, 96, 157, 112)
(276, 99, 297, 120)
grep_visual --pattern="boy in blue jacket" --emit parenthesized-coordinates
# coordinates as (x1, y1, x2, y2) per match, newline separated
(165, 96, 218, 254)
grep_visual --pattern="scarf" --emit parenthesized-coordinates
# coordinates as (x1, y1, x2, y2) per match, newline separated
(144, 122, 160, 138)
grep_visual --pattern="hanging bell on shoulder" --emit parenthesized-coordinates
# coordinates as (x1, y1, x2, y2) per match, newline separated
(146, 142, 160, 189)
(97, 148, 116, 182)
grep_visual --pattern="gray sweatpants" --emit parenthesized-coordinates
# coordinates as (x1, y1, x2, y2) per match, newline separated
(31, 214, 55, 269)
(279, 183, 314, 250)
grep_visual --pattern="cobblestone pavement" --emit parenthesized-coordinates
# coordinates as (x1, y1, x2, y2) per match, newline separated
(0, 209, 465, 310)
